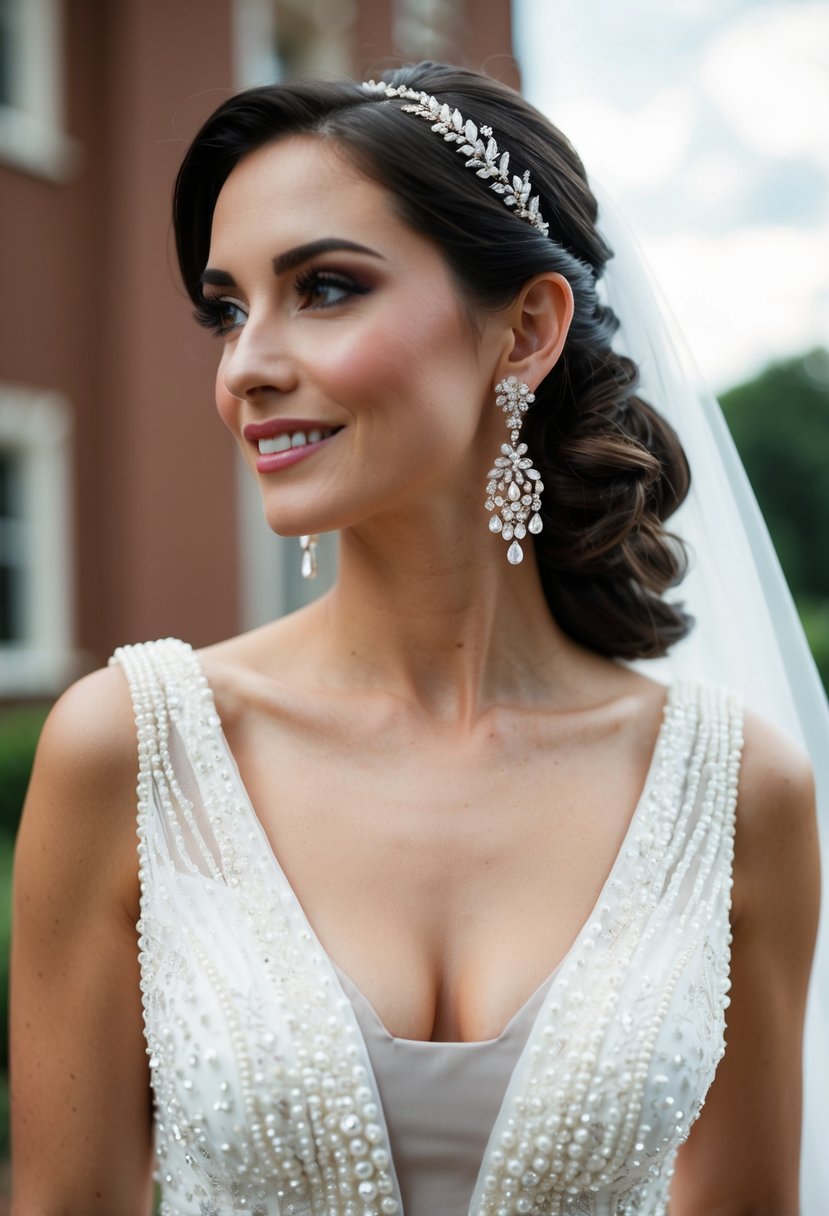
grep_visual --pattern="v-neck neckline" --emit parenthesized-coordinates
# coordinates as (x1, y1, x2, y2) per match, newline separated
(194, 650, 675, 1046)
(333, 957, 559, 1049)
(188, 647, 679, 1214)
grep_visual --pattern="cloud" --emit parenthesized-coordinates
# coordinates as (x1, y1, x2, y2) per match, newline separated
(515, 0, 829, 387)
(702, 3, 829, 166)
(642, 220, 829, 388)
(554, 88, 697, 192)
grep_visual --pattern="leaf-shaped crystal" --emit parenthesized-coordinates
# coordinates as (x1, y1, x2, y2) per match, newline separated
(499, 151, 509, 176)
(465, 119, 477, 143)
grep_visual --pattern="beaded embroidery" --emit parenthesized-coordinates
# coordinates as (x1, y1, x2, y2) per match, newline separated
(111, 639, 744, 1216)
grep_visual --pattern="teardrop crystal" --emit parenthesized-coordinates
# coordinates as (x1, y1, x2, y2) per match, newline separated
(301, 549, 316, 579)
(508, 482, 521, 502)
(507, 540, 524, 565)
(502, 523, 514, 541)
(528, 512, 543, 535)
(488, 514, 502, 533)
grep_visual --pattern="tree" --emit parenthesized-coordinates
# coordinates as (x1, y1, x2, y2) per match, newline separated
(719, 349, 829, 689)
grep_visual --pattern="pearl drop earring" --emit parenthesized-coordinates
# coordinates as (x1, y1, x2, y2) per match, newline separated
(484, 377, 544, 565)
(299, 534, 318, 580)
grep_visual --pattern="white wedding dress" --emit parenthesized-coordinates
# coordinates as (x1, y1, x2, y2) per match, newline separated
(112, 637, 744, 1216)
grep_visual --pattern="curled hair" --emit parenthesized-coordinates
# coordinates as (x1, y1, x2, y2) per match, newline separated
(174, 62, 693, 659)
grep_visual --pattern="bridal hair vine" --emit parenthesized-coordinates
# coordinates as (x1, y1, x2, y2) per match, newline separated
(361, 81, 549, 237)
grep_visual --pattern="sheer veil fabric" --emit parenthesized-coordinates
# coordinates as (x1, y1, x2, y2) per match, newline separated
(593, 187, 829, 1208)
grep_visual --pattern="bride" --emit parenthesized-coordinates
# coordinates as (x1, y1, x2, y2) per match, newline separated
(10, 63, 822, 1215)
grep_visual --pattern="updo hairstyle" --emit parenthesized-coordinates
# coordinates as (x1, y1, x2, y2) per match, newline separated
(173, 62, 693, 659)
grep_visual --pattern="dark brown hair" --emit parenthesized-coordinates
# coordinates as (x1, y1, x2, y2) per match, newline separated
(173, 62, 693, 658)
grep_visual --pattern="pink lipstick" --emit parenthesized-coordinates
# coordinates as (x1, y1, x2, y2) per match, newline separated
(243, 418, 343, 474)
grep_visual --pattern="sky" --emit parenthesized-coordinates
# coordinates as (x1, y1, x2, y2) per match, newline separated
(514, 0, 829, 391)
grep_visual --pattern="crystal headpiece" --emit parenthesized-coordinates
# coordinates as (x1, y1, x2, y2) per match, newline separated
(361, 81, 549, 237)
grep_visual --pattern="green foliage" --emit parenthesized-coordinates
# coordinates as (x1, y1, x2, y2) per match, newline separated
(719, 348, 829, 695)
(798, 596, 829, 692)
(0, 704, 49, 839)
(720, 349, 829, 602)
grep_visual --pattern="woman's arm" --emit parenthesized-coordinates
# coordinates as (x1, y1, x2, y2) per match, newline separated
(670, 708, 820, 1216)
(10, 667, 154, 1215)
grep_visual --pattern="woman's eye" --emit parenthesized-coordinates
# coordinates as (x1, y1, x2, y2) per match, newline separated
(194, 297, 247, 336)
(294, 269, 368, 310)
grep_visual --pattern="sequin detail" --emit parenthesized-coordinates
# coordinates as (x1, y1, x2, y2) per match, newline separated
(111, 639, 744, 1216)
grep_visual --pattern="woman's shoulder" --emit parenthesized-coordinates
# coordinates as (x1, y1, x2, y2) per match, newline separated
(39, 660, 138, 785)
(730, 701, 818, 928)
(737, 703, 816, 836)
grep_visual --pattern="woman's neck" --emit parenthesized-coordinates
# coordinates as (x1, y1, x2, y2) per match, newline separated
(288, 512, 595, 727)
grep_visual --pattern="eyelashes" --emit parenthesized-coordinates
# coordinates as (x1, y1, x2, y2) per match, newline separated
(293, 268, 370, 309)
(193, 297, 246, 336)
(194, 267, 371, 336)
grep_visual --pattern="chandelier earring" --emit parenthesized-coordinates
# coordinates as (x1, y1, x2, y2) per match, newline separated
(485, 377, 544, 566)
(299, 534, 319, 580)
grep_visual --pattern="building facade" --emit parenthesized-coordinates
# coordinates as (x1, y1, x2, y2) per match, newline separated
(0, 0, 517, 697)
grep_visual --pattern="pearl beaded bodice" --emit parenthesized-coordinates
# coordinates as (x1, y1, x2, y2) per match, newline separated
(111, 639, 744, 1216)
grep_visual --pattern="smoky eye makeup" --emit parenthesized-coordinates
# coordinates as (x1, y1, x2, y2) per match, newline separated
(292, 266, 372, 310)
(193, 295, 247, 336)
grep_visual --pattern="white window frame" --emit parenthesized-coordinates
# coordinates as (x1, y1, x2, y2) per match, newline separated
(0, 387, 76, 695)
(0, 0, 79, 181)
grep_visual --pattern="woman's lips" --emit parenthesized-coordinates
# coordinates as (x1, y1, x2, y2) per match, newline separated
(244, 422, 343, 474)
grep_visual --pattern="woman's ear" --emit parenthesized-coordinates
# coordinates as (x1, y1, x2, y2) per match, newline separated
(494, 272, 574, 389)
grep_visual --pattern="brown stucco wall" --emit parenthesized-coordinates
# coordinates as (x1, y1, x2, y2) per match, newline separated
(0, 0, 517, 685)
(0, 0, 241, 674)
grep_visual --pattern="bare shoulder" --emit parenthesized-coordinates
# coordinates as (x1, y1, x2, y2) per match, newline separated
(730, 703, 819, 948)
(736, 705, 817, 850)
(17, 663, 140, 897)
(35, 662, 137, 794)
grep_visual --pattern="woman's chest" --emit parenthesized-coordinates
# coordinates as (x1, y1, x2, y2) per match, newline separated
(142, 857, 730, 1216)
(222, 706, 663, 1043)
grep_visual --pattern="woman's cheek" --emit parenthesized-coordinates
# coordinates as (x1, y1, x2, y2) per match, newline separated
(215, 371, 240, 433)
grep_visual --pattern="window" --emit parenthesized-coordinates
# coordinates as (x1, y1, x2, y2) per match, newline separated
(233, 0, 351, 87)
(0, 448, 25, 643)
(0, 388, 75, 695)
(0, 0, 78, 180)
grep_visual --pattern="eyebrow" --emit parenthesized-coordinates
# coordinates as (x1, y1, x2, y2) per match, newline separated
(273, 238, 384, 274)
(200, 238, 384, 288)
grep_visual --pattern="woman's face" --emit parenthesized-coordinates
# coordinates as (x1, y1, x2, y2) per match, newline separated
(203, 135, 511, 539)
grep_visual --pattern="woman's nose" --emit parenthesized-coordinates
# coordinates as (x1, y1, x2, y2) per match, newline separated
(220, 315, 298, 402)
